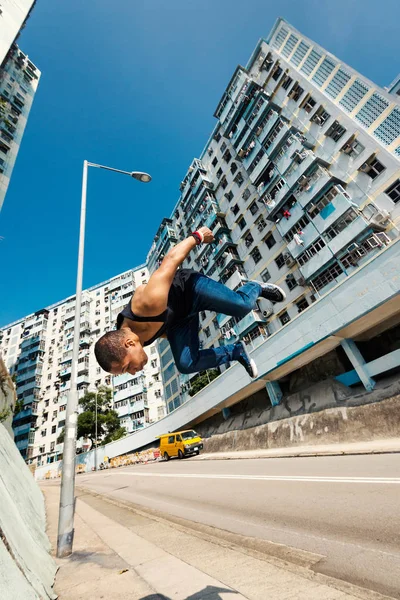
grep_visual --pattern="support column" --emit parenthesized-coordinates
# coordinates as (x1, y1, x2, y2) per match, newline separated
(340, 338, 375, 391)
(266, 380, 283, 406)
(222, 407, 231, 420)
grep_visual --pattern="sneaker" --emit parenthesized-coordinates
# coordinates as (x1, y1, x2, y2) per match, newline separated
(253, 281, 286, 303)
(233, 341, 258, 378)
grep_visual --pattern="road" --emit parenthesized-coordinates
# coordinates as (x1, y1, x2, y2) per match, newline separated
(78, 454, 400, 599)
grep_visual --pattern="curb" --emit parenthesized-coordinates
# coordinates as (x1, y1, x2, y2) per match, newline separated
(195, 448, 400, 461)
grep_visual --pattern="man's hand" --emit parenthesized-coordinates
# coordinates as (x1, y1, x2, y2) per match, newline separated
(198, 226, 214, 244)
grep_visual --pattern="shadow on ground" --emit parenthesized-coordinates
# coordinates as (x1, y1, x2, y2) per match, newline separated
(140, 586, 238, 599)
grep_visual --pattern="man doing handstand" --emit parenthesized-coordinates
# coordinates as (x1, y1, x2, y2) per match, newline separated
(94, 227, 285, 379)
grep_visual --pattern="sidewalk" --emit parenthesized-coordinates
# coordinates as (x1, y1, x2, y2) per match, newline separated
(196, 438, 400, 462)
(42, 483, 393, 600)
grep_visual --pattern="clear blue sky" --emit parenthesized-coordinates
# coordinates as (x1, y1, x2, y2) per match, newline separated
(1, 0, 399, 327)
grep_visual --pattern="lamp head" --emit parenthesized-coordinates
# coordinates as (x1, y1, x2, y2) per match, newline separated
(131, 171, 152, 183)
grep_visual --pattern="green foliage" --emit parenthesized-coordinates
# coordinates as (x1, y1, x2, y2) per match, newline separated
(13, 398, 24, 415)
(57, 386, 126, 448)
(188, 369, 219, 397)
(0, 407, 11, 423)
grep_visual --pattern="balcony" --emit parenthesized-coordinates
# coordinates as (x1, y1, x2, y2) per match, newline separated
(298, 245, 334, 280)
(241, 140, 261, 169)
(311, 189, 360, 235)
(287, 222, 320, 259)
(223, 267, 247, 290)
(216, 313, 232, 328)
(114, 381, 145, 403)
(257, 111, 280, 145)
(295, 167, 333, 208)
(235, 310, 267, 337)
(248, 151, 270, 185)
(276, 202, 304, 237)
(283, 151, 317, 192)
(328, 216, 371, 256)
(59, 365, 71, 378)
(116, 398, 147, 418)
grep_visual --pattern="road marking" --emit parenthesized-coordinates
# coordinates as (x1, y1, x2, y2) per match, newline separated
(113, 472, 400, 484)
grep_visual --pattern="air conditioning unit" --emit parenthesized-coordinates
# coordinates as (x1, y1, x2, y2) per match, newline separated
(296, 276, 306, 286)
(369, 210, 390, 229)
(288, 91, 296, 99)
(262, 309, 273, 319)
(238, 149, 246, 158)
(313, 115, 322, 125)
(258, 54, 266, 64)
(284, 252, 296, 267)
(347, 242, 359, 253)
(256, 126, 263, 136)
(359, 162, 371, 173)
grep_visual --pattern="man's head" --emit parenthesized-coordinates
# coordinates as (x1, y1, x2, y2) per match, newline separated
(94, 329, 148, 375)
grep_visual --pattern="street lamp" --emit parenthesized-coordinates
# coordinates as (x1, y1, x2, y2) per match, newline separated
(57, 160, 151, 558)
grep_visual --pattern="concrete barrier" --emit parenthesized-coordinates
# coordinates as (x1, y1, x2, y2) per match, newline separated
(0, 423, 57, 600)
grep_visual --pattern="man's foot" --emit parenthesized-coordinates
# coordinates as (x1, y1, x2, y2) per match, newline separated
(233, 341, 258, 378)
(253, 281, 286, 303)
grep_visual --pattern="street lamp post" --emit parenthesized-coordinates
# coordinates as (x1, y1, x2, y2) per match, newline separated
(56, 160, 151, 558)
(94, 391, 98, 472)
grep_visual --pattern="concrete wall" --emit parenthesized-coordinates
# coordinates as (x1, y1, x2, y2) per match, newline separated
(197, 380, 400, 453)
(0, 357, 16, 436)
(0, 422, 57, 599)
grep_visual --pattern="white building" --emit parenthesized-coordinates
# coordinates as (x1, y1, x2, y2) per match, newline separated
(0, 265, 165, 466)
(0, 0, 36, 67)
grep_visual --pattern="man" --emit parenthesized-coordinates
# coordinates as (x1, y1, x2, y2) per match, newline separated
(94, 226, 285, 379)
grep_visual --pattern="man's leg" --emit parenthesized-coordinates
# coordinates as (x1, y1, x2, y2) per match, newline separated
(190, 274, 262, 318)
(168, 314, 239, 374)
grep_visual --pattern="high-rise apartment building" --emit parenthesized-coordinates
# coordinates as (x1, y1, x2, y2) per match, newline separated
(0, 43, 40, 210)
(147, 18, 400, 414)
(0, 0, 36, 66)
(0, 266, 165, 465)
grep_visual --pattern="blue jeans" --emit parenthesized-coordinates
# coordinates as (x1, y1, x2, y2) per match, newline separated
(167, 274, 261, 374)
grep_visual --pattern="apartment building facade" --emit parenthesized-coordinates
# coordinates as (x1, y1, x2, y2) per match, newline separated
(0, 0, 36, 66)
(0, 42, 40, 211)
(147, 18, 400, 414)
(0, 266, 165, 465)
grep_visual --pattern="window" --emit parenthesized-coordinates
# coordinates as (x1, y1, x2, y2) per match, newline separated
(285, 274, 298, 291)
(325, 120, 346, 142)
(234, 172, 244, 186)
(153, 374, 160, 382)
(221, 177, 228, 189)
(279, 311, 291, 325)
(256, 215, 266, 232)
(385, 179, 400, 204)
(204, 326, 211, 338)
(41, 429, 47, 437)
(249, 202, 259, 216)
(297, 238, 326, 266)
(296, 297, 309, 313)
(264, 232, 276, 250)
(275, 253, 285, 269)
(214, 132, 221, 142)
(230, 162, 238, 174)
(261, 268, 271, 282)
(341, 137, 365, 158)
(244, 232, 254, 248)
(221, 142, 227, 153)
(272, 66, 283, 81)
(311, 262, 344, 291)
(284, 214, 310, 242)
(58, 420, 65, 428)
(250, 247, 262, 264)
(242, 188, 251, 201)
(302, 96, 316, 113)
(168, 435, 175, 444)
(213, 317, 219, 330)
(282, 76, 293, 91)
(225, 190, 234, 201)
(45, 399, 49, 407)
(212, 157, 218, 167)
(311, 108, 330, 126)
(237, 217, 246, 230)
(151, 359, 157, 368)
(155, 389, 162, 398)
(39, 445, 45, 454)
(324, 209, 358, 241)
(288, 83, 304, 102)
(200, 311, 206, 320)
(216, 167, 223, 179)
(307, 187, 339, 219)
(51, 425, 56, 434)
(231, 204, 240, 216)
(359, 156, 385, 180)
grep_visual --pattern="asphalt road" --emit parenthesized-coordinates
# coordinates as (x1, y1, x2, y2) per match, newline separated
(78, 454, 400, 599)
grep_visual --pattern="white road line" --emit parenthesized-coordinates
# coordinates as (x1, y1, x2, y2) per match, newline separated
(112, 472, 400, 484)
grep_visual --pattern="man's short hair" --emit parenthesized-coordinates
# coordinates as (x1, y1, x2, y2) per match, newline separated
(94, 330, 128, 372)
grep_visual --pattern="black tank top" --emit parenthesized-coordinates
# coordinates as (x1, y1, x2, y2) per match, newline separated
(116, 268, 198, 346)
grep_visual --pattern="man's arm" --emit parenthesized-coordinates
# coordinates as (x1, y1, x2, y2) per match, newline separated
(138, 227, 214, 315)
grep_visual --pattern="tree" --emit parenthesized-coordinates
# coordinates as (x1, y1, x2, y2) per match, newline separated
(188, 369, 219, 397)
(57, 386, 126, 448)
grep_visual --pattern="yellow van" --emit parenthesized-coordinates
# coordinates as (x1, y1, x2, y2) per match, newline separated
(159, 430, 203, 460)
